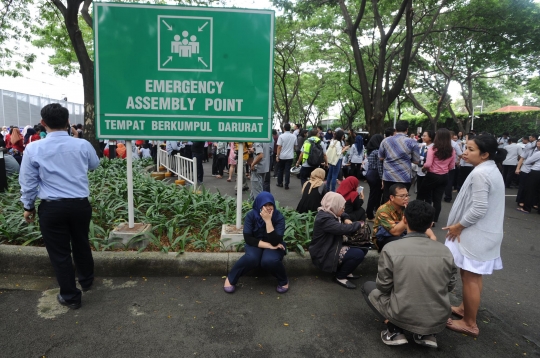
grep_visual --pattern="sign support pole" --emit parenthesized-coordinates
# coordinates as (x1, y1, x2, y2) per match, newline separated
(126, 141, 135, 228)
(236, 143, 243, 229)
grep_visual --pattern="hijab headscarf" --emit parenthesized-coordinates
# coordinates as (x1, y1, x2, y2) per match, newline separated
(366, 134, 384, 155)
(116, 143, 127, 158)
(252, 191, 279, 229)
(354, 135, 364, 153)
(336, 176, 359, 203)
(324, 130, 333, 141)
(318, 192, 346, 220)
(302, 168, 325, 194)
(10, 127, 22, 144)
(24, 128, 36, 145)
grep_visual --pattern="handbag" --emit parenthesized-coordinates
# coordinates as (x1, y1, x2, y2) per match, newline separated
(344, 221, 372, 249)
(326, 140, 339, 166)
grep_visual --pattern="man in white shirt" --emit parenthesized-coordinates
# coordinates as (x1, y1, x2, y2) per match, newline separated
(497, 132, 509, 148)
(276, 123, 297, 190)
(293, 123, 301, 136)
(502, 138, 520, 188)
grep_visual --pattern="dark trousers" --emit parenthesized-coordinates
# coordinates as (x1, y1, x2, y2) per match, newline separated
(212, 153, 219, 175)
(457, 166, 473, 190)
(216, 155, 226, 176)
(335, 247, 366, 279)
(417, 172, 448, 222)
(277, 159, 293, 186)
(516, 171, 529, 204)
(362, 281, 386, 321)
(415, 175, 424, 196)
(523, 170, 540, 212)
(38, 199, 94, 303)
(203, 147, 209, 162)
(503, 165, 517, 188)
(366, 169, 382, 220)
(264, 172, 271, 192)
(382, 181, 411, 204)
(300, 166, 317, 187)
(192, 152, 204, 183)
(444, 168, 456, 201)
(228, 244, 288, 286)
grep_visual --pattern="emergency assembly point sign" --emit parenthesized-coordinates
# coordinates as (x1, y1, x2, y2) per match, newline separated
(93, 3, 274, 141)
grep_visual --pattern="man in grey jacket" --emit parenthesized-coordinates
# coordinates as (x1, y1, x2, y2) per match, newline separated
(362, 200, 457, 348)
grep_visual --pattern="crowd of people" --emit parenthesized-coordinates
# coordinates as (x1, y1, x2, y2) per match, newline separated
(220, 120, 538, 349)
(3, 105, 538, 350)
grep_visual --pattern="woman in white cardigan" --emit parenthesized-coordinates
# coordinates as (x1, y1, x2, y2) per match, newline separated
(443, 135, 507, 338)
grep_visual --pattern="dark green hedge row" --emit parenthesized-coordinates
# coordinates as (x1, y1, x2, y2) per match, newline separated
(385, 111, 540, 137)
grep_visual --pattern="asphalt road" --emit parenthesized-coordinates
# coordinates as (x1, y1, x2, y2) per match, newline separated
(1, 161, 539, 357)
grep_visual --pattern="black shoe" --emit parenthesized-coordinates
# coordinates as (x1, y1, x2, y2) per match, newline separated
(334, 277, 356, 289)
(444, 199, 451, 203)
(346, 274, 360, 280)
(284, 186, 289, 190)
(81, 284, 92, 292)
(276, 183, 283, 187)
(57, 294, 81, 310)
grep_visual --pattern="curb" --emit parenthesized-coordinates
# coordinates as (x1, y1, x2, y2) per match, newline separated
(0, 244, 379, 277)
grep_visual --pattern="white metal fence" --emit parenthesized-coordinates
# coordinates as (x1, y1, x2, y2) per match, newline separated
(0, 89, 84, 128)
(157, 148, 197, 191)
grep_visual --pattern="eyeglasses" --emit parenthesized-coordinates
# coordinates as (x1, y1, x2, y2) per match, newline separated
(393, 194, 411, 198)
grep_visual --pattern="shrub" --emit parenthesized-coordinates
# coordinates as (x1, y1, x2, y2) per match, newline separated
(0, 158, 315, 254)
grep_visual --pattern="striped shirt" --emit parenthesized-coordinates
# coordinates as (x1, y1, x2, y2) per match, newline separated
(367, 149, 383, 178)
(379, 134, 420, 183)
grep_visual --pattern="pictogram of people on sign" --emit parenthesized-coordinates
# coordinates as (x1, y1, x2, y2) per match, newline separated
(171, 30, 200, 58)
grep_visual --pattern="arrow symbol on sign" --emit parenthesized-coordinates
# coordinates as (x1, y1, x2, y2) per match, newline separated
(162, 56, 173, 66)
(198, 57, 208, 68)
(198, 22, 208, 32)
(162, 20, 173, 31)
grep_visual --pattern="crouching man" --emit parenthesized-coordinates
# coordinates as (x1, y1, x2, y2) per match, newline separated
(362, 200, 457, 348)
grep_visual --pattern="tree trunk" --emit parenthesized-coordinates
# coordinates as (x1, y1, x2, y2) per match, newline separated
(60, 0, 100, 155)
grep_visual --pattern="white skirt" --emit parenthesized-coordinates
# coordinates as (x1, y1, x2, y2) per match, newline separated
(445, 239, 503, 275)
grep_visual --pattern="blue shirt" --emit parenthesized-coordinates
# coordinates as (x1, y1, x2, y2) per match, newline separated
(19, 131, 100, 209)
(379, 133, 420, 183)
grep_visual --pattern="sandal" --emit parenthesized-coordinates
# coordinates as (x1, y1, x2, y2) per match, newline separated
(216, 175, 222, 179)
(227, 178, 232, 182)
(516, 207, 529, 214)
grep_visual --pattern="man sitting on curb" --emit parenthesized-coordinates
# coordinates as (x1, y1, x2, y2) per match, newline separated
(372, 184, 436, 252)
(362, 200, 457, 348)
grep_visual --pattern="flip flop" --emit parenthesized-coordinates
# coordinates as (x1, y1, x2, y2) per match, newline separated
(451, 307, 464, 318)
(227, 178, 231, 182)
(446, 319, 479, 338)
(515, 207, 529, 214)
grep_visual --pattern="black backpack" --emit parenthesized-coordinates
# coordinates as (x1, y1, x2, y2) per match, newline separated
(306, 139, 324, 167)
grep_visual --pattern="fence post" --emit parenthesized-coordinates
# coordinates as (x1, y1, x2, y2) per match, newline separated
(192, 155, 197, 192)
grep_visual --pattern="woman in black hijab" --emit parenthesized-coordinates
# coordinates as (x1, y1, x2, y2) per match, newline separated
(364, 134, 384, 221)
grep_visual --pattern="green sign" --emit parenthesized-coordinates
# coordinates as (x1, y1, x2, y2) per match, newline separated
(93, 3, 274, 141)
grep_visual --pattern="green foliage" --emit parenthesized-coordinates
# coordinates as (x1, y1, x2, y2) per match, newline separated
(0, 158, 315, 254)
(0, 0, 36, 76)
(389, 110, 540, 137)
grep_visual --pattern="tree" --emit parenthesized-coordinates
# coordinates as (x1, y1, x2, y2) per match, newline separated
(279, 0, 450, 135)
(0, 0, 35, 76)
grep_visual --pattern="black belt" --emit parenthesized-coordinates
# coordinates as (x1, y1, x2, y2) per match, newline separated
(42, 198, 87, 202)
